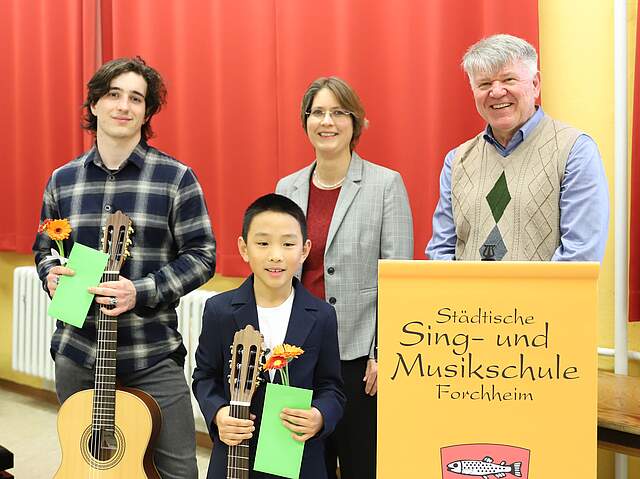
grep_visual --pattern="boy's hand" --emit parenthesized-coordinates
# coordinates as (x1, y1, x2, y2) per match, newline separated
(363, 358, 377, 396)
(215, 406, 256, 446)
(280, 407, 323, 442)
(46, 266, 75, 297)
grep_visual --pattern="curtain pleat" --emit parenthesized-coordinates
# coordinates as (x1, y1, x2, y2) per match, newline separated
(0, 0, 96, 251)
(1, 0, 538, 276)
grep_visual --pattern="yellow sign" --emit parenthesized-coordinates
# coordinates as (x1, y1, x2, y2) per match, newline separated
(378, 260, 598, 479)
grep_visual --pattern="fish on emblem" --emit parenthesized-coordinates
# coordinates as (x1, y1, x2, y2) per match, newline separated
(446, 456, 522, 479)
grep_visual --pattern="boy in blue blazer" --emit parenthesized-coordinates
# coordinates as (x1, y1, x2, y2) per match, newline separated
(193, 193, 345, 479)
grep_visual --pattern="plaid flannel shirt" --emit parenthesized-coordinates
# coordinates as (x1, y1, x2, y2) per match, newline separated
(33, 141, 216, 373)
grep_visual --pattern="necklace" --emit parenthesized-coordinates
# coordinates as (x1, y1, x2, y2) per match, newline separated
(313, 169, 345, 189)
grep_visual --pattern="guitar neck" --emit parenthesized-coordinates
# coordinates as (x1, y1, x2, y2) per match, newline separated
(226, 325, 263, 479)
(91, 270, 120, 433)
(227, 403, 251, 479)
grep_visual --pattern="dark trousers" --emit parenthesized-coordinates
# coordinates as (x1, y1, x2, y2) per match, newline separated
(325, 356, 377, 479)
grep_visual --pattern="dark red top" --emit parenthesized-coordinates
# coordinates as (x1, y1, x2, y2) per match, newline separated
(301, 181, 341, 300)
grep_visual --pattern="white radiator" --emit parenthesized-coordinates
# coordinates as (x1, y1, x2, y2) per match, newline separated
(12, 266, 217, 432)
(12, 266, 56, 381)
(176, 287, 217, 432)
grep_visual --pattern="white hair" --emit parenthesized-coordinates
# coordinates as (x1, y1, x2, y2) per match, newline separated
(462, 34, 538, 80)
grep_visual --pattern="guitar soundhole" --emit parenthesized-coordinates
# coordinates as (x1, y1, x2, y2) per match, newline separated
(80, 425, 126, 469)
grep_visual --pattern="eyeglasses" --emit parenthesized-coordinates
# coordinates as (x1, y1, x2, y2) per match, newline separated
(305, 108, 353, 121)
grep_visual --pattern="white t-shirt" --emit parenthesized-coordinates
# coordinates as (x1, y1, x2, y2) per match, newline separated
(257, 289, 295, 381)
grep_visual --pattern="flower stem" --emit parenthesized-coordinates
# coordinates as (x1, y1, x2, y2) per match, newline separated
(55, 240, 65, 259)
(281, 365, 289, 386)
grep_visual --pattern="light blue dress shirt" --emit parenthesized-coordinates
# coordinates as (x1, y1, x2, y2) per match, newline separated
(426, 107, 609, 262)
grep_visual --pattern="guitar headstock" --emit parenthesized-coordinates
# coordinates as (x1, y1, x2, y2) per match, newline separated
(100, 211, 133, 272)
(229, 325, 264, 404)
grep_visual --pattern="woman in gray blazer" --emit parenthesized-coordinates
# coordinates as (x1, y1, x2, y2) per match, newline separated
(276, 76, 413, 479)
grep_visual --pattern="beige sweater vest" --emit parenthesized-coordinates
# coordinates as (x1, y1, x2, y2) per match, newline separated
(451, 114, 581, 261)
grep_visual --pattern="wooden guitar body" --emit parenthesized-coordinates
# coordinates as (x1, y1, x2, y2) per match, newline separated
(54, 387, 161, 479)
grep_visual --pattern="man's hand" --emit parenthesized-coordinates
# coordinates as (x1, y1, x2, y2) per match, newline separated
(46, 265, 75, 297)
(215, 406, 256, 446)
(88, 275, 137, 316)
(280, 407, 323, 442)
(363, 358, 378, 396)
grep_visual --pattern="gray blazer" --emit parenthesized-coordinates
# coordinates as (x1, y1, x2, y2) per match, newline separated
(276, 152, 414, 360)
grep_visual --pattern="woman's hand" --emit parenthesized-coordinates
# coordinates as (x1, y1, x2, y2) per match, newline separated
(363, 358, 378, 396)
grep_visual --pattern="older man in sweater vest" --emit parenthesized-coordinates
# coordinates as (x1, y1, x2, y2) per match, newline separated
(426, 34, 608, 262)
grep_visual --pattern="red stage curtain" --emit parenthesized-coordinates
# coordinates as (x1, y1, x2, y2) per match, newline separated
(629, 15, 640, 322)
(1, 0, 538, 277)
(0, 0, 97, 250)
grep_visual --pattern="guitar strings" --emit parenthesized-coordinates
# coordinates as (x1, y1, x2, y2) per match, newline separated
(230, 346, 237, 479)
(229, 402, 249, 479)
(91, 266, 117, 476)
(229, 401, 236, 479)
(93, 276, 105, 475)
(90, 237, 105, 476)
(233, 402, 237, 479)
(92, 249, 108, 474)
(92, 272, 107, 476)
(230, 393, 238, 478)
(230, 345, 240, 479)
(228, 340, 261, 479)
(91, 281, 101, 476)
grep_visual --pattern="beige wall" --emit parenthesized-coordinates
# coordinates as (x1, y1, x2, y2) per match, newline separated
(539, 0, 639, 476)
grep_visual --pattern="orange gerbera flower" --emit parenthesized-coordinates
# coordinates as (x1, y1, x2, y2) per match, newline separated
(45, 219, 72, 241)
(38, 218, 72, 260)
(263, 354, 288, 371)
(262, 344, 304, 386)
(271, 344, 304, 360)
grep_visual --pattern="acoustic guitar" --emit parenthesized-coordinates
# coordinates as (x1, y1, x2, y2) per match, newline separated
(55, 211, 161, 479)
(227, 325, 264, 479)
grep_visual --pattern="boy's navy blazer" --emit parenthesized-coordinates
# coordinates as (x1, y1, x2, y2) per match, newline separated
(193, 275, 345, 479)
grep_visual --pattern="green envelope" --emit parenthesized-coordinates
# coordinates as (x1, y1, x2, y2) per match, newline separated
(254, 383, 313, 479)
(47, 243, 109, 327)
